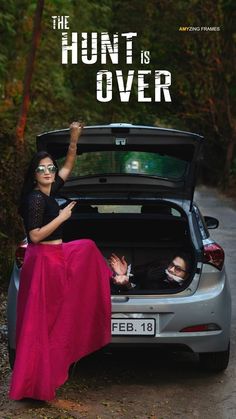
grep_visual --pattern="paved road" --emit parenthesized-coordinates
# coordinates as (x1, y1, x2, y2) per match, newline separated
(1, 186, 236, 418)
(194, 186, 236, 419)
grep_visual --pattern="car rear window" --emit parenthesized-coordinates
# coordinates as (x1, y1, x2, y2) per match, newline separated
(58, 151, 187, 180)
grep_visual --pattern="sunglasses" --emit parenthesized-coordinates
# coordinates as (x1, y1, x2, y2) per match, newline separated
(168, 262, 188, 275)
(35, 164, 57, 175)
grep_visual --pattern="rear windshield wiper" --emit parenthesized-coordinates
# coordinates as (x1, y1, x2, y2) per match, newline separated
(68, 173, 173, 181)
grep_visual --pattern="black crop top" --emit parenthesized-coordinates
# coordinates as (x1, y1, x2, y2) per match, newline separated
(22, 175, 65, 243)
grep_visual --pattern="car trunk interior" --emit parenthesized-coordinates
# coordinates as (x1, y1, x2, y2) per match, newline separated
(61, 202, 195, 294)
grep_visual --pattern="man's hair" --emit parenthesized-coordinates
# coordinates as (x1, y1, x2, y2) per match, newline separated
(172, 251, 192, 273)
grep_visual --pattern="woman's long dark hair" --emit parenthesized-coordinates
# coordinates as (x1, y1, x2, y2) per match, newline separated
(19, 151, 59, 216)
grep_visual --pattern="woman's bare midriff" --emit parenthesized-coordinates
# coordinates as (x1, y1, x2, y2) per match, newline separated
(40, 239, 63, 245)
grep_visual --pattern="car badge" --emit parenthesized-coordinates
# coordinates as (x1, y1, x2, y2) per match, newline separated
(115, 138, 126, 145)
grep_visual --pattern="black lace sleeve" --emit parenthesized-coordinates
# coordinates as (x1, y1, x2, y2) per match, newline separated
(27, 192, 46, 231)
(51, 175, 65, 195)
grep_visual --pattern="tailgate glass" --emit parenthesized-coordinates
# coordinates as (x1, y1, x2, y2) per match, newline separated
(58, 150, 187, 180)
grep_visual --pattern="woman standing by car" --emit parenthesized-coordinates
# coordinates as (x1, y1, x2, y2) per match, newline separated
(9, 122, 112, 401)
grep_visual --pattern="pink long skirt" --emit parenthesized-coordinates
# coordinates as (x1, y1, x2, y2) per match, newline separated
(9, 239, 112, 401)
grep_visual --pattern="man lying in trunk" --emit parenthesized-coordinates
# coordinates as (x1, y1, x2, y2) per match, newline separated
(109, 252, 191, 291)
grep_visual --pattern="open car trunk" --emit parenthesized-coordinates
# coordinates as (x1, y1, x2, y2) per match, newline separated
(61, 201, 195, 294)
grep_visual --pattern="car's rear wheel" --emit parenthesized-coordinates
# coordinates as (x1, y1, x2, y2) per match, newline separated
(199, 343, 230, 372)
(8, 342, 16, 370)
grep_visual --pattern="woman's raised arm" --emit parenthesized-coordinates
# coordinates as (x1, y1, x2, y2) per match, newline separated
(58, 122, 83, 182)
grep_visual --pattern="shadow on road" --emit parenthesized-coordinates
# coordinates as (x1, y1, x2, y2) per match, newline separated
(71, 347, 217, 386)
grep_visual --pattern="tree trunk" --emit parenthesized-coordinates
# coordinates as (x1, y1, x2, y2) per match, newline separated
(223, 81, 236, 185)
(15, 0, 45, 149)
(223, 136, 236, 190)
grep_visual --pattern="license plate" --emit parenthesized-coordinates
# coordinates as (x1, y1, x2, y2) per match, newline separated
(111, 318, 155, 336)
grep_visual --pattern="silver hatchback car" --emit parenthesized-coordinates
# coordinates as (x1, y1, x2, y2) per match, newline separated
(7, 123, 231, 372)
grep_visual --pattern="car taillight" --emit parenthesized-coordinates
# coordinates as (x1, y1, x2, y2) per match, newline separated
(203, 242, 224, 271)
(15, 243, 27, 268)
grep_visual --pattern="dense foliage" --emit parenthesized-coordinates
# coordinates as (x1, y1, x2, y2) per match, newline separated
(0, 0, 235, 285)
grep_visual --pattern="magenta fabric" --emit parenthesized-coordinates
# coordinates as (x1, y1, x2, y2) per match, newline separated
(9, 240, 112, 401)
